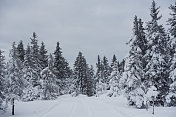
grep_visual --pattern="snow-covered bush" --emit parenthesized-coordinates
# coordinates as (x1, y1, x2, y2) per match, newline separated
(146, 86, 159, 106)
(96, 81, 107, 97)
(166, 81, 176, 106)
(127, 87, 146, 108)
(166, 92, 176, 106)
(40, 54, 59, 100)
(109, 59, 121, 97)
(0, 50, 7, 111)
(22, 85, 41, 101)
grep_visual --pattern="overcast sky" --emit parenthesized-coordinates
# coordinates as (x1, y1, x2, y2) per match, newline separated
(0, 0, 175, 66)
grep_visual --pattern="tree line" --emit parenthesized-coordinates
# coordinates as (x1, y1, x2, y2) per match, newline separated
(0, 0, 176, 111)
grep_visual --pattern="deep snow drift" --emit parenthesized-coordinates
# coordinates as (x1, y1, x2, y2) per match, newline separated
(1, 95, 176, 117)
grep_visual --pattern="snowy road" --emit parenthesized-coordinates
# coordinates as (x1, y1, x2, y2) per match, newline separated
(1, 95, 176, 117)
(33, 95, 128, 117)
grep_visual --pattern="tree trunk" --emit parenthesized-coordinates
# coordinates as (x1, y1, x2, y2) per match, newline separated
(12, 98, 15, 115)
(146, 101, 148, 111)
(152, 98, 154, 115)
(12, 105, 14, 115)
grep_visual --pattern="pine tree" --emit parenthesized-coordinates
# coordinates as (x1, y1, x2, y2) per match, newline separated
(145, 0, 170, 106)
(95, 56, 111, 96)
(30, 32, 39, 65)
(39, 42, 48, 70)
(102, 56, 111, 86)
(109, 55, 121, 97)
(22, 43, 40, 101)
(40, 54, 58, 100)
(22, 33, 42, 101)
(24, 44, 32, 67)
(7, 42, 25, 99)
(73, 52, 88, 95)
(166, 2, 176, 106)
(17, 40, 25, 62)
(118, 59, 125, 74)
(122, 16, 148, 108)
(86, 65, 95, 96)
(0, 50, 7, 110)
(168, 2, 176, 38)
(95, 55, 102, 83)
(23, 44, 33, 83)
(53, 42, 71, 94)
(95, 55, 104, 96)
(166, 44, 176, 106)
(111, 55, 117, 67)
(30, 32, 41, 87)
(110, 54, 119, 72)
(53, 42, 64, 78)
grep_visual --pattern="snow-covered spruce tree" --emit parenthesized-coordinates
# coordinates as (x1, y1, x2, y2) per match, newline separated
(109, 55, 121, 97)
(145, 0, 171, 106)
(73, 52, 94, 96)
(67, 71, 77, 95)
(166, 2, 176, 106)
(23, 44, 33, 83)
(40, 54, 58, 100)
(30, 32, 41, 87)
(22, 44, 38, 101)
(7, 42, 25, 99)
(118, 59, 125, 92)
(22, 33, 42, 101)
(86, 65, 95, 96)
(24, 44, 32, 67)
(136, 17, 148, 89)
(102, 56, 111, 85)
(95, 55, 101, 83)
(61, 60, 72, 94)
(0, 50, 7, 111)
(53, 42, 71, 95)
(17, 40, 25, 62)
(95, 55, 103, 95)
(73, 52, 87, 95)
(39, 42, 48, 70)
(110, 55, 119, 72)
(118, 59, 125, 74)
(121, 16, 148, 108)
(168, 2, 176, 38)
(95, 55, 108, 96)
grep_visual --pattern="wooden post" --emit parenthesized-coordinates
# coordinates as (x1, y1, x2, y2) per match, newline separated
(11, 98, 15, 115)
(152, 96, 154, 115)
(146, 100, 148, 111)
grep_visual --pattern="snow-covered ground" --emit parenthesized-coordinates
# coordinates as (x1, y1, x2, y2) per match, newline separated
(1, 95, 176, 117)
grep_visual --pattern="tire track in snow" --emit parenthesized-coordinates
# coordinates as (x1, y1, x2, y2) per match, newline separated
(38, 99, 63, 117)
(41, 98, 78, 117)
(100, 98, 130, 117)
(68, 101, 78, 117)
(90, 97, 130, 117)
(79, 97, 93, 117)
(41, 103, 62, 117)
(68, 97, 91, 117)
(30, 96, 130, 117)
